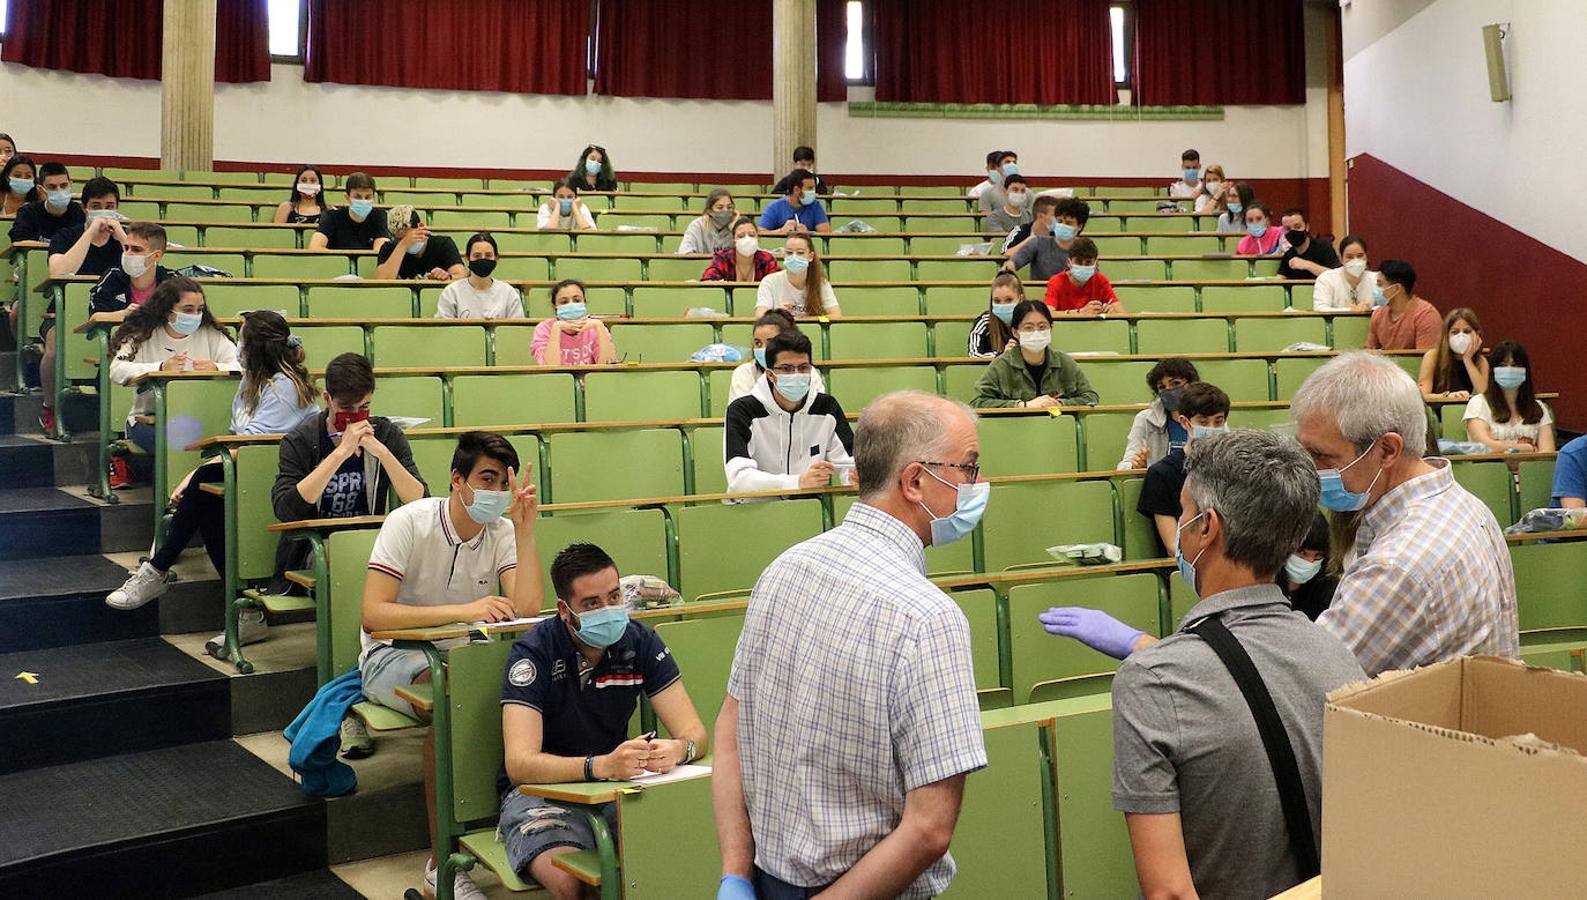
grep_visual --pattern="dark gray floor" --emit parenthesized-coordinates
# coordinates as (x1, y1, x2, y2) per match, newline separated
(0, 554, 130, 602)
(0, 637, 223, 708)
(194, 868, 364, 899)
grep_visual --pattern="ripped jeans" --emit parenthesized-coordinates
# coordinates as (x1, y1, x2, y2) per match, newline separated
(498, 789, 619, 875)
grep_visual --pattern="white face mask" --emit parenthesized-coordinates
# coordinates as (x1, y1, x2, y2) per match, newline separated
(735, 235, 760, 256)
(1447, 332, 1473, 355)
(121, 252, 150, 278)
(1018, 330, 1051, 353)
(296, 182, 320, 196)
(1342, 258, 1368, 277)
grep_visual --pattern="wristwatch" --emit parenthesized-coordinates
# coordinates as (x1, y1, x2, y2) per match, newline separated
(683, 739, 698, 765)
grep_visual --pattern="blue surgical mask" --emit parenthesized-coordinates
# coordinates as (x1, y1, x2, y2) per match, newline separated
(462, 483, 511, 524)
(1002, 163, 1020, 177)
(46, 188, 71, 209)
(1070, 264, 1097, 284)
(349, 198, 374, 218)
(405, 240, 426, 256)
(1494, 366, 1527, 390)
(1184, 168, 1200, 181)
(1175, 511, 1208, 595)
(991, 302, 1016, 325)
(1317, 442, 1384, 513)
(584, 158, 602, 175)
(555, 302, 588, 321)
(753, 347, 767, 368)
(989, 170, 1003, 186)
(1190, 424, 1228, 441)
(783, 254, 810, 276)
(170, 311, 204, 336)
(1285, 554, 1322, 585)
(9, 177, 32, 195)
(1247, 222, 1268, 239)
(558, 198, 574, 215)
(85, 208, 118, 222)
(1371, 286, 1388, 307)
(772, 372, 811, 404)
(1227, 202, 1243, 214)
(1051, 222, 1077, 242)
(571, 603, 629, 648)
(919, 467, 990, 546)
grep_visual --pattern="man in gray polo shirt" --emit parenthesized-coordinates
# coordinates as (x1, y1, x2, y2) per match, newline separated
(1042, 430, 1365, 898)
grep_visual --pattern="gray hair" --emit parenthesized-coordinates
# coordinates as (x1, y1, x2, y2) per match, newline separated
(853, 391, 974, 500)
(1290, 351, 1427, 457)
(387, 203, 419, 236)
(1185, 429, 1320, 578)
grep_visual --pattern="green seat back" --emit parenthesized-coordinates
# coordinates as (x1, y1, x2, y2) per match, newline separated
(1136, 318, 1228, 354)
(582, 371, 703, 422)
(1052, 702, 1140, 896)
(307, 285, 413, 318)
(1089, 236, 1143, 257)
(374, 375, 446, 426)
(372, 325, 487, 367)
(825, 236, 907, 256)
(1102, 259, 1166, 281)
(578, 234, 660, 254)
(205, 226, 297, 249)
(652, 615, 745, 736)
(1077, 361, 1154, 408)
(1115, 285, 1194, 314)
(612, 763, 721, 893)
(328, 528, 381, 675)
(169, 202, 253, 222)
(415, 177, 482, 190)
(642, 257, 706, 283)
(830, 199, 899, 215)
(690, 424, 728, 495)
(204, 283, 301, 318)
(493, 232, 570, 253)
(1132, 214, 1193, 232)
(1273, 356, 1327, 400)
(836, 286, 920, 316)
(1516, 458, 1556, 515)
(556, 257, 641, 283)
(1200, 285, 1286, 312)
(979, 413, 1079, 477)
(161, 378, 243, 493)
(610, 323, 716, 364)
(1116, 476, 1159, 559)
(165, 251, 246, 273)
(1233, 316, 1327, 352)
(934, 320, 973, 358)
(147, 184, 215, 200)
(490, 257, 550, 282)
(917, 259, 999, 282)
(1450, 459, 1516, 526)
(545, 429, 685, 503)
(1331, 314, 1370, 349)
(924, 285, 989, 316)
(907, 215, 975, 233)
(451, 373, 576, 427)
(981, 479, 1116, 571)
(536, 507, 670, 601)
(1084, 216, 1123, 233)
(631, 286, 709, 318)
(1051, 319, 1129, 355)
(675, 499, 824, 599)
(1513, 541, 1587, 633)
(908, 236, 979, 256)
(826, 366, 936, 411)
(1148, 235, 1224, 255)
(119, 201, 162, 220)
(1440, 403, 1468, 441)
(949, 588, 1003, 689)
(447, 639, 516, 825)
(944, 719, 1053, 898)
(828, 259, 911, 282)
(253, 253, 354, 280)
(1008, 574, 1160, 701)
(827, 322, 929, 360)
(235, 444, 282, 581)
(1193, 358, 1271, 402)
(295, 324, 366, 364)
(1172, 258, 1247, 281)
(1082, 411, 1140, 474)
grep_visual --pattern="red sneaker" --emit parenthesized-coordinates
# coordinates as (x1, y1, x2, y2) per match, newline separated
(108, 455, 134, 489)
(37, 405, 55, 435)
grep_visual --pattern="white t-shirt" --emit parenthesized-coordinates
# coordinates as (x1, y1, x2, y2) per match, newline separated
(109, 325, 241, 427)
(1463, 394, 1553, 444)
(755, 270, 841, 317)
(536, 202, 597, 230)
(1168, 180, 1200, 199)
(362, 496, 518, 662)
(1310, 267, 1378, 311)
(435, 278, 525, 319)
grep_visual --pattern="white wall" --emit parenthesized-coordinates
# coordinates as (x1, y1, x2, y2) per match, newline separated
(1343, 0, 1587, 261)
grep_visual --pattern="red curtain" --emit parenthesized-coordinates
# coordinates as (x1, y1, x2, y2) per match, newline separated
(305, 0, 588, 94)
(1132, 0, 1306, 105)
(1, 0, 270, 83)
(592, 0, 848, 102)
(872, 0, 1115, 105)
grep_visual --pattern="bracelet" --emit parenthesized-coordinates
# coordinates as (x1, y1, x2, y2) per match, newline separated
(584, 755, 596, 782)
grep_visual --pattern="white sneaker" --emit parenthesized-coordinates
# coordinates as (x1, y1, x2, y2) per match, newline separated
(339, 716, 375, 759)
(425, 859, 487, 900)
(204, 608, 269, 655)
(105, 561, 170, 610)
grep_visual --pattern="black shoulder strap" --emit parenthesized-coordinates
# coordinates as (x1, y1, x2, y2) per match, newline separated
(1187, 614, 1320, 880)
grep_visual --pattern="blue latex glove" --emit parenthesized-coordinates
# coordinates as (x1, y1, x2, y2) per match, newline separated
(1039, 607, 1145, 660)
(718, 875, 757, 900)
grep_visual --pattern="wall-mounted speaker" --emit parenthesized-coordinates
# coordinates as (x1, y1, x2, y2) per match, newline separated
(1483, 23, 1510, 102)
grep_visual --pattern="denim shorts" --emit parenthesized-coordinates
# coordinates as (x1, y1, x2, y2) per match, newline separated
(497, 790, 618, 875)
(359, 644, 433, 718)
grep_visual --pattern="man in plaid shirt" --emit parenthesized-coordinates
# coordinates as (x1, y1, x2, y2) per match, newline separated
(713, 391, 989, 899)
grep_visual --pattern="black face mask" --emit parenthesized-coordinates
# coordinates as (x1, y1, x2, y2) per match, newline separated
(468, 258, 498, 278)
(1286, 229, 1309, 247)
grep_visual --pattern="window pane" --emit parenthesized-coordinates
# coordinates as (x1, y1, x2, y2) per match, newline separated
(268, 0, 302, 57)
(1110, 6, 1127, 83)
(0, 0, 9, 37)
(845, 1, 864, 81)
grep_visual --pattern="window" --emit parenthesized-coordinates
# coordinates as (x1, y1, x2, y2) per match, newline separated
(845, 0, 870, 84)
(1110, 3, 1133, 87)
(269, 0, 306, 61)
(0, 0, 9, 38)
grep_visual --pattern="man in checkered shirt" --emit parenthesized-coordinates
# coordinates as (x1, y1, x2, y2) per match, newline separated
(713, 391, 989, 899)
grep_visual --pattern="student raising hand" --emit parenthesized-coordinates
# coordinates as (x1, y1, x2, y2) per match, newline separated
(507, 466, 538, 529)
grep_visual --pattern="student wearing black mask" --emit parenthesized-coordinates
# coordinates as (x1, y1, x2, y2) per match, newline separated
(434, 232, 525, 319)
(1278, 208, 1340, 278)
(1117, 358, 1201, 470)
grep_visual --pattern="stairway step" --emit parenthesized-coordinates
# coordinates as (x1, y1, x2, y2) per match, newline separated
(0, 554, 160, 651)
(0, 637, 230, 773)
(0, 740, 325, 897)
(0, 486, 155, 561)
(193, 869, 362, 899)
(0, 434, 53, 487)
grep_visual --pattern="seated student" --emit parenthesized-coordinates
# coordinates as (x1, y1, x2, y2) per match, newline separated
(88, 222, 177, 316)
(1168, 148, 1201, 200)
(9, 161, 82, 242)
(498, 542, 708, 898)
(677, 189, 737, 255)
(1, 154, 39, 216)
(1366, 259, 1441, 350)
(758, 170, 831, 235)
(770, 145, 831, 196)
(106, 311, 320, 633)
(968, 271, 1025, 359)
(360, 430, 541, 900)
(435, 232, 524, 319)
(1417, 307, 1488, 399)
(1464, 341, 1554, 454)
(47, 175, 124, 277)
(273, 164, 326, 225)
(532, 279, 617, 366)
(754, 233, 840, 317)
(568, 144, 618, 192)
(1002, 196, 1085, 281)
(1552, 432, 1587, 508)
(971, 300, 1099, 409)
(1281, 512, 1340, 621)
(1043, 237, 1124, 316)
(1136, 381, 1230, 554)
(1310, 235, 1375, 311)
(1118, 358, 1201, 470)
(702, 216, 780, 282)
(1193, 164, 1227, 213)
(0, 132, 15, 164)
(727, 309, 825, 403)
(1277, 208, 1340, 278)
(973, 150, 1020, 210)
(724, 330, 854, 494)
(1236, 202, 1288, 255)
(309, 172, 388, 252)
(375, 205, 465, 281)
(984, 174, 1034, 236)
(537, 179, 598, 231)
(106, 277, 241, 485)
(1215, 181, 1254, 234)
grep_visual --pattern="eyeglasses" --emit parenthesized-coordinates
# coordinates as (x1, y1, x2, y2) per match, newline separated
(770, 364, 814, 375)
(918, 460, 981, 483)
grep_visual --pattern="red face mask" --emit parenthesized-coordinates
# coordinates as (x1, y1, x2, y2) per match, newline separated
(332, 410, 369, 433)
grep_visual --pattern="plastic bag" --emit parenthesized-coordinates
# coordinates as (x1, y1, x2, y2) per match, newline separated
(689, 344, 744, 363)
(1503, 508, 1587, 536)
(622, 575, 682, 610)
(684, 307, 731, 319)
(836, 219, 877, 233)
(1437, 439, 1491, 456)
(1283, 342, 1331, 353)
(1045, 543, 1123, 565)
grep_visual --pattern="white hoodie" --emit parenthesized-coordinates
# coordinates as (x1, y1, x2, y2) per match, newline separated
(723, 372, 854, 495)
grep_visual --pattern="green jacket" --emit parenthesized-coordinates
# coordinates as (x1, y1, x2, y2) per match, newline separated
(970, 346, 1100, 408)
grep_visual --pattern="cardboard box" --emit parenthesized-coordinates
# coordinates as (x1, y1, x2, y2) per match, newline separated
(1321, 656, 1587, 898)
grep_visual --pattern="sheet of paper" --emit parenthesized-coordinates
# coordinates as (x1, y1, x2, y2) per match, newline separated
(466, 615, 546, 630)
(628, 764, 712, 786)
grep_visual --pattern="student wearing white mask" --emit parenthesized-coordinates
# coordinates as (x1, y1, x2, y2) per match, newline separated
(1417, 307, 1489, 399)
(984, 174, 1035, 235)
(273, 164, 326, 224)
(1463, 341, 1554, 454)
(1310, 235, 1377, 311)
(970, 300, 1098, 409)
(1193, 163, 1227, 213)
(702, 217, 781, 282)
(88, 222, 177, 316)
(677, 189, 738, 255)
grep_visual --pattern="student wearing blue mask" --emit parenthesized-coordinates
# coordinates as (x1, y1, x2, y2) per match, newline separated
(375, 204, 464, 281)
(724, 329, 854, 495)
(1236, 202, 1288, 255)
(973, 149, 1020, 211)
(1136, 382, 1230, 555)
(9, 161, 82, 242)
(757, 170, 831, 235)
(754, 232, 840, 316)
(1002, 195, 1086, 282)
(361, 430, 543, 900)
(1168, 148, 1201, 200)
(1463, 340, 1554, 454)
(531, 279, 617, 366)
(1279, 512, 1339, 620)
(0, 153, 40, 217)
(967, 271, 1025, 358)
(498, 542, 707, 899)
(310, 172, 388, 252)
(568, 144, 617, 192)
(537, 179, 598, 231)
(1043, 237, 1124, 316)
(1215, 181, 1255, 235)
(727, 309, 825, 403)
(1118, 358, 1201, 470)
